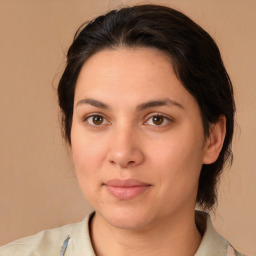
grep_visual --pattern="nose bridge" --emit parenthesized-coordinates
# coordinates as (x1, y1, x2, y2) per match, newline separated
(108, 122, 144, 168)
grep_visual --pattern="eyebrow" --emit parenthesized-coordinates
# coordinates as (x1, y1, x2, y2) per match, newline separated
(76, 98, 184, 111)
(136, 98, 184, 111)
(76, 98, 109, 109)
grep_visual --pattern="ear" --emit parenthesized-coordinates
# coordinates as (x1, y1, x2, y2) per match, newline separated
(203, 115, 226, 164)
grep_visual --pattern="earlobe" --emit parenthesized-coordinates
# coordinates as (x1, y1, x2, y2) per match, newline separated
(203, 115, 226, 164)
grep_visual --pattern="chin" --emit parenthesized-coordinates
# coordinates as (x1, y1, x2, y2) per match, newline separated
(98, 205, 155, 230)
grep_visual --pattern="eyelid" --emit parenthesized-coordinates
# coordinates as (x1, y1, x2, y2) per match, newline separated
(144, 113, 174, 126)
(82, 113, 111, 126)
(80, 112, 173, 127)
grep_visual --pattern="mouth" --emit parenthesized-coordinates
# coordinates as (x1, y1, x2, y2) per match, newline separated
(103, 179, 152, 200)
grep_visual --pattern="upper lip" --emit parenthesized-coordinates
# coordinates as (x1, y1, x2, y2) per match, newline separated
(104, 179, 151, 187)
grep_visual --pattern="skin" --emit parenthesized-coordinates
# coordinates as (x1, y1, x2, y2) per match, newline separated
(71, 47, 226, 256)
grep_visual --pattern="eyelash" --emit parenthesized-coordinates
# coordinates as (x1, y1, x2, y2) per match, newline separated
(82, 113, 173, 127)
(82, 114, 109, 127)
(145, 114, 173, 127)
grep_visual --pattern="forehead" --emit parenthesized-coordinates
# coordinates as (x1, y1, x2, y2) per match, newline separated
(74, 47, 197, 110)
(76, 47, 176, 91)
(80, 47, 173, 76)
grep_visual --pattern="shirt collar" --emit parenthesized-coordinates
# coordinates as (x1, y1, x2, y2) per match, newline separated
(195, 210, 230, 256)
(70, 211, 233, 256)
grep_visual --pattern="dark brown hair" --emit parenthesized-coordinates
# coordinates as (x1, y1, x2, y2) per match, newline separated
(58, 4, 235, 210)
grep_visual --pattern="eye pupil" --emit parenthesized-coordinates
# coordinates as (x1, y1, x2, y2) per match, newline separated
(153, 116, 164, 125)
(93, 116, 103, 125)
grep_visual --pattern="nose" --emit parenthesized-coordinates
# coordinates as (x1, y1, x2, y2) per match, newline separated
(107, 126, 144, 169)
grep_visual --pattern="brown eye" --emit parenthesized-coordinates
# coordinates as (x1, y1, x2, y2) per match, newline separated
(152, 116, 164, 125)
(92, 116, 103, 125)
(145, 115, 171, 126)
(86, 115, 107, 126)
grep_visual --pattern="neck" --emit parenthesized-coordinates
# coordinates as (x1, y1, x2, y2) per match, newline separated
(90, 210, 202, 256)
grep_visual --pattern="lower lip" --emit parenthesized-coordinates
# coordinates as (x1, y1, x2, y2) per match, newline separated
(105, 185, 150, 200)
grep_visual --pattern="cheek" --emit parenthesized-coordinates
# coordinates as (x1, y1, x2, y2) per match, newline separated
(153, 131, 203, 166)
(72, 143, 104, 203)
(150, 128, 204, 188)
(71, 124, 106, 166)
(71, 128, 107, 192)
(72, 146, 105, 180)
(149, 137, 203, 211)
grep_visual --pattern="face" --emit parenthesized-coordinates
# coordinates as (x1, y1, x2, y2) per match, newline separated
(71, 48, 210, 230)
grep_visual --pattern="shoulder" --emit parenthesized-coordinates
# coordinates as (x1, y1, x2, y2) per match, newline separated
(195, 211, 247, 256)
(0, 219, 84, 256)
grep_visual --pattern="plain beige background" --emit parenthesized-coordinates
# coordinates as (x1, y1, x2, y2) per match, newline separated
(0, 0, 255, 255)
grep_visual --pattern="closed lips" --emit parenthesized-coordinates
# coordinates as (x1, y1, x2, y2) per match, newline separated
(104, 179, 151, 200)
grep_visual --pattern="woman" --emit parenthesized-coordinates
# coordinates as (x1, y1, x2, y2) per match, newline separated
(0, 4, 246, 256)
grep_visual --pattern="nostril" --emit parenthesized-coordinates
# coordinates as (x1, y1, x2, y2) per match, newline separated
(109, 160, 136, 168)
(128, 161, 135, 166)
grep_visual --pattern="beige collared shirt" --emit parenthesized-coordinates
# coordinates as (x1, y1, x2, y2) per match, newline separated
(0, 211, 246, 256)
